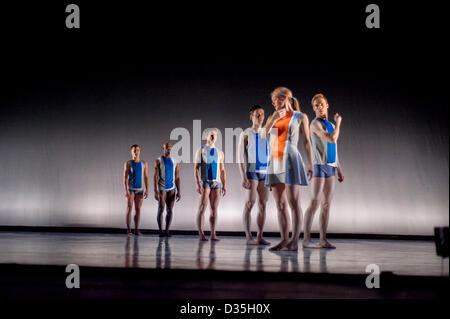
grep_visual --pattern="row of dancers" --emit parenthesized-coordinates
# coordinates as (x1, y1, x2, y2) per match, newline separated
(123, 87, 344, 251)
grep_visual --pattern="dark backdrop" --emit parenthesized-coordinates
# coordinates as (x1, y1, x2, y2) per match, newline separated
(0, 1, 448, 234)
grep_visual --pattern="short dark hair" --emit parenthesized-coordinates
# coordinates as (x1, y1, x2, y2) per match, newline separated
(249, 105, 263, 114)
(130, 144, 140, 150)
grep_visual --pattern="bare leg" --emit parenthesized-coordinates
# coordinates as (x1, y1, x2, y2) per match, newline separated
(319, 176, 336, 249)
(303, 178, 324, 248)
(126, 194, 135, 235)
(243, 180, 257, 245)
(197, 188, 210, 241)
(269, 183, 290, 251)
(165, 190, 176, 236)
(285, 184, 303, 251)
(209, 188, 221, 241)
(157, 191, 167, 236)
(256, 180, 270, 245)
(134, 194, 144, 235)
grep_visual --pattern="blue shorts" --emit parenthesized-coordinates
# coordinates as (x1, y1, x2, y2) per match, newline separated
(201, 180, 222, 189)
(313, 164, 336, 178)
(129, 189, 144, 196)
(246, 171, 266, 181)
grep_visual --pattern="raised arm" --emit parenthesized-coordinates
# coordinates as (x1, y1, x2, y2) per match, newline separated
(310, 114, 342, 144)
(299, 114, 314, 180)
(123, 162, 130, 197)
(175, 162, 181, 201)
(261, 108, 286, 138)
(220, 151, 227, 196)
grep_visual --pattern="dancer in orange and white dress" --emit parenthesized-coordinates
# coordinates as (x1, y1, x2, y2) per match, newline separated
(262, 87, 314, 251)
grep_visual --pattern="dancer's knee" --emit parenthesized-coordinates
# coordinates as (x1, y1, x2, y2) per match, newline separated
(276, 201, 287, 212)
(198, 204, 207, 214)
(288, 198, 300, 211)
(245, 199, 255, 210)
(310, 199, 320, 211)
(257, 200, 266, 211)
(321, 201, 331, 211)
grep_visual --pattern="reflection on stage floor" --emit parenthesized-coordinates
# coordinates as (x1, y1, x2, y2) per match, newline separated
(0, 232, 447, 277)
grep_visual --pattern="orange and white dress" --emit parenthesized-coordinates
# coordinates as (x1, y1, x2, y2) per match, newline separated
(265, 111, 309, 187)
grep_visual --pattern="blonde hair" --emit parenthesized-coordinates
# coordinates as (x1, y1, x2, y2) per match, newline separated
(311, 93, 328, 107)
(206, 127, 218, 135)
(271, 87, 300, 112)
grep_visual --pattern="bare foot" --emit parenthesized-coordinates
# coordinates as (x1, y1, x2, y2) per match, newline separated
(135, 230, 143, 236)
(165, 230, 172, 237)
(302, 240, 321, 249)
(199, 235, 209, 241)
(269, 240, 288, 251)
(127, 230, 133, 237)
(319, 239, 336, 249)
(210, 237, 221, 242)
(246, 238, 258, 245)
(257, 238, 271, 246)
(285, 240, 298, 251)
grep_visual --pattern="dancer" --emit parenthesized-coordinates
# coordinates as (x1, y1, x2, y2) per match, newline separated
(123, 144, 149, 236)
(194, 128, 227, 241)
(263, 87, 314, 251)
(154, 142, 181, 237)
(303, 93, 344, 249)
(238, 105, 270, 245)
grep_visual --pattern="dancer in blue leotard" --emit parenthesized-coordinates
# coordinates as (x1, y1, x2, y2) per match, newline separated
(238, 105, 270, 245)
(154, 142, 181, 237)
(123, 144, 149, 236)
(194, 128, 227, 241)
(303, 93, 344, 249)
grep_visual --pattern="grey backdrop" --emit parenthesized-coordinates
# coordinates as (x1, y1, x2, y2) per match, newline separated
(0, 68, 448, 236)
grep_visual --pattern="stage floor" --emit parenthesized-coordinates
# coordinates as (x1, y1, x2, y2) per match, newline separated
(0, 231, 447, 277)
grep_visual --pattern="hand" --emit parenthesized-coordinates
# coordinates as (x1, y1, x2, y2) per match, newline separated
(221, 186, 227, 197)
(154, 192, 160, 201)
(273, 108, 287, 121)
(176, 192, 181, 202)
(125, 190, 130, 198)
(307, 166, 314, 181)
(196, 183, 204, 195)
(337, 169, 344, 183)
(242, 178, 251, 189)
(334, 113, 342, 123)
(144, 190, 149, 199)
